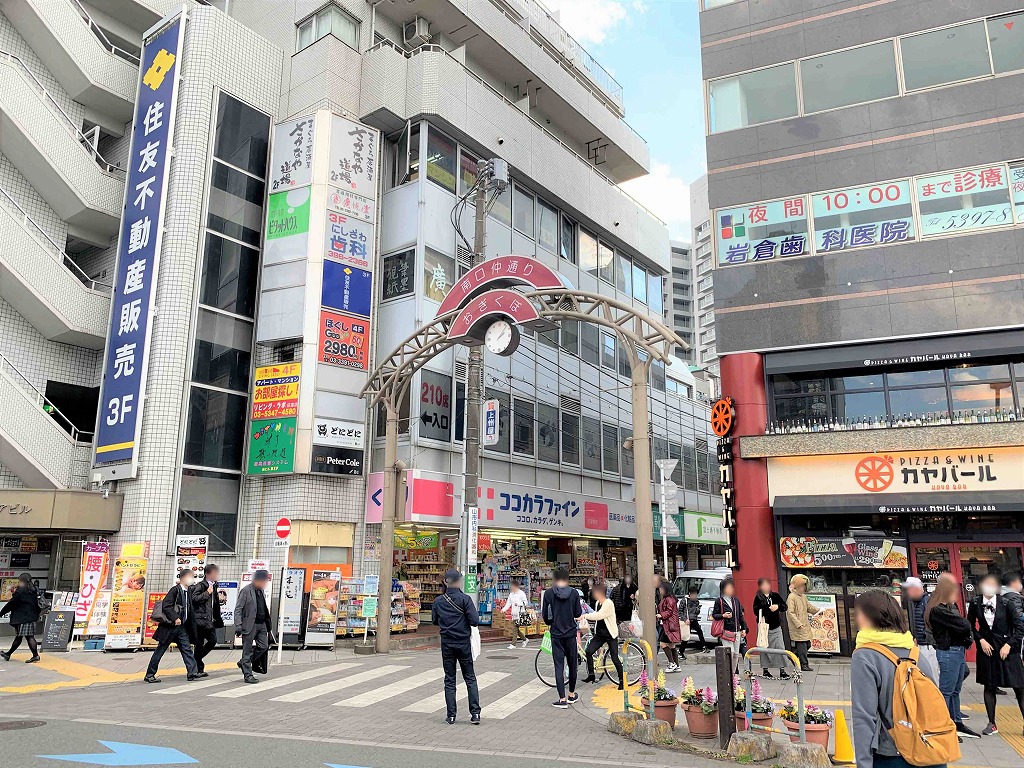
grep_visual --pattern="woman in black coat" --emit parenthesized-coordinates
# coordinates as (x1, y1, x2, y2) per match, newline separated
(967, 573, 1024, 736)
(0, 573, 42, 662)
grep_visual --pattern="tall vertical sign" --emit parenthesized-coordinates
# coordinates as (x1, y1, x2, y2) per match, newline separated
(106, 555, 149, 649)
(93, 11, 185, 479)
(74, 542, 110, 633)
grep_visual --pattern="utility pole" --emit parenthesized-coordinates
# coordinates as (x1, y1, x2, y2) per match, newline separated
(631, 359, 659, 676)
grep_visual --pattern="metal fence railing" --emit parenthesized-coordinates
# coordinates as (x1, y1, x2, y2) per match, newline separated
(0, 351, 95, 444)
(67, 0, 140, 64)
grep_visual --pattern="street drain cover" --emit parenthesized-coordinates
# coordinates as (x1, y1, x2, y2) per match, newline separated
(486, 654, 519, 660)
(0, 720, 45, 731)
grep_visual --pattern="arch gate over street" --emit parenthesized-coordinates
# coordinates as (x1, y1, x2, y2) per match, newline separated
(361, 255, 687, 663)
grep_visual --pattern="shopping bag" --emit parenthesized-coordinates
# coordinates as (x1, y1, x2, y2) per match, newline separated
(628, 610, 644, 638)
(756, 616, 769, 649)
(252, 647, 269, 675)
(540, 630, 553, 655)
(470, 627, 481, 661)
(679, 617, 691, 644)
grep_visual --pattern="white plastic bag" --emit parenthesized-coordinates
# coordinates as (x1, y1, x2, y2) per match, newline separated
(628, 609, 644, 638)
(470, 626, 481, 660)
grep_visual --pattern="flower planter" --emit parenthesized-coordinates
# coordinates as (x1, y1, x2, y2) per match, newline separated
(642, 698, 679, 729)
(783, 720, 832, 748)
(736, 712, 774, 731)
(682, 704, 718, 738)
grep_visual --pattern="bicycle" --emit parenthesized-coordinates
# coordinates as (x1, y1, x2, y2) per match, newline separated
(534, 628, 647, 688)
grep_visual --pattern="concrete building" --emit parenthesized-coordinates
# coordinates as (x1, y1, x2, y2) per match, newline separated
(0, 0, 723, 626)
(666, 240, 694, 362)
(689, 174, 717, 395)
(700, 0, 1024, 649)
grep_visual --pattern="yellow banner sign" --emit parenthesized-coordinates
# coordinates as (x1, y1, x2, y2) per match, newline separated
(105, 556, 148, 648)
(252, 363, 301, 420)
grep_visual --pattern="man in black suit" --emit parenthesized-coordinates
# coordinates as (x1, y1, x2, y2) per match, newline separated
(235, 570, 273, 684)
(188, 564, 223, 674)
(144, 569, 201, 684)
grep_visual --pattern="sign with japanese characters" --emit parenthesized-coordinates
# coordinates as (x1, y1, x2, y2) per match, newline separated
(328, 114, 378, 200)
(280, 567, 305, 636)
(311, 444, 365, 476)
(683, 510, 729, 545)
(263, 188, 311, 266)
(812, 181, 915, 252)
(305, 570, 341, 645)
(246, 417, 297, 475)
(779, 537, 909, 570)
(251, 363, 300, 420)
(312, 418, 364, 449)
(382, 250, 415, 300)
(1010, 162, 1024, 223)
(915, 164, 1012, 237)
(327, 186, 375, 223)
(174, 534, 207, 579)
(768, 447, 1024, 500)
(105, 555, 148, 648)
(419, 369, 453, 442)
(715, 197, 809, 266)
(318, 310, 370, 370)
(74, 542, 109, 631)
(93, 13, 184, 473)
(325, 212, 373, 270)
(269, 115, 315, 191)
(322, 260, 372, 318)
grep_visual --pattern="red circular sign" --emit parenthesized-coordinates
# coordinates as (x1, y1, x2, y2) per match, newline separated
(710, 397, 734, 437)
(855, 456, 894, 493)
(275, 517, 291, 539)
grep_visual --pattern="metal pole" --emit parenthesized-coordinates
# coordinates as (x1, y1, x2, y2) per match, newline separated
(375, 400, 400, 653)
(630, 358, 658, 677)
(659, 481, 669, 580)
(461, 161, 488, 606)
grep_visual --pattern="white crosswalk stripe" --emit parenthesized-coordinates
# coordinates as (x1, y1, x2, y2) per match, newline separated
(484, 679, 551, 719)
(151, 675, 240, 695)
(400, 670, 510, 713)
(209, 662, 360, 698)
(270, 665, 408, 703)
(334, 668, 445, 707)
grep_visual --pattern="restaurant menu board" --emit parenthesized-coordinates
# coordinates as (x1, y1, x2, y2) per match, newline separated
(144, 592, 166, 645)
(105, 556, 148, 648)
(305, 570, 341, 646)
(806, 594, 840, 654)
(779, 537, 909, 569)
(715, 197, 809, 265)
(812, 181, 915, 252)
(280, 567, 305, 636)
(42, 608, 76, 651)
(174, 535, 208, 580)
(915, 164, 1012, 237)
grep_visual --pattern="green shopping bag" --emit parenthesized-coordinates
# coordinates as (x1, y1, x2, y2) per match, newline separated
(540, 630, 553, 655)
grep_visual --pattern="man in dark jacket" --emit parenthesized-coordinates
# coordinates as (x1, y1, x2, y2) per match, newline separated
(903, 577, 937, 683)
(235, 570, 273, 684)
(144, 569, 200, 683)
(542, 566, 582, 708)
(611, 573, 637, 624)
(684, 585, 710, 654)
(431, 569, 480, 725)
(188, 564, 223, 674)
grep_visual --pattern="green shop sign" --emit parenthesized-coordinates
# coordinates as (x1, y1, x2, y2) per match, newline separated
(247, 417, 297, 475)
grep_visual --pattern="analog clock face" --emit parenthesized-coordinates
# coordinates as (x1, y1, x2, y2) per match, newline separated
(484, 320, 515, 355)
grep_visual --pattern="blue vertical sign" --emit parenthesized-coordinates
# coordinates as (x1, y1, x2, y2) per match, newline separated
(93, 13, 184, 471)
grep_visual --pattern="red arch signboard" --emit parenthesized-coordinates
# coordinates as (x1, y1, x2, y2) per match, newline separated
(448, 289, 552, 344)
(436, 255, 567, 317)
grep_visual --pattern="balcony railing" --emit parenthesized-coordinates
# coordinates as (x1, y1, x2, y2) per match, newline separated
(0, 351, 94, 443)
(68, 0, 140, 64)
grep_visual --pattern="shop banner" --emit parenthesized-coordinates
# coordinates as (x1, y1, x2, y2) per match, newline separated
(269, 115, 315, 191)
(280, 568, 306, 636)
(305, 570, 341, 645)
(321, 260, 372, 318)
(75, 542, 110, 631)
(313, 417, 365, 449)
(325, 212, 373, 270)
(144, 592, 165, 644)
(86, 590, 111, 636)
(476, 479, 638, 538)
(779, 536, 909, 569)
(247, 417, 297, 475)
(394, 532, 438, 549)
(251, 363, 300, 420)
(218, 581, 238, 625)
(241, 560, 274, 616)
(318, 309, 370, 370)
(768, 447, 1024, 499)
(106, 557, 148, 648)
(311, 444, 365, 476)
(807, 594, 840, 653)
(174, 535, 208, 579)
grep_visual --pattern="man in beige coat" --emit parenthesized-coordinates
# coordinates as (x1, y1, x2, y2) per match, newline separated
(786, 573, 818, 671)
(581, 583, 624, 688)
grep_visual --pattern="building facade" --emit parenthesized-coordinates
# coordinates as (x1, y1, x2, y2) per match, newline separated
(666, 240, 694, 362)
(1, 0, 723, 623)
(689, 174, 718, 394)
(700, 0, 1024, 652)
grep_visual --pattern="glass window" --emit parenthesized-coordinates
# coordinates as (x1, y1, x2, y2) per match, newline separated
(513, 186, 535, 237)
(581, 322, 600, 365)
(948, 363, 1011, 383)
(682, 445, 697, 490)
(831, 373, 884, 391)
(296, 18, 314, 50)
(774, 395, 827, 422)
(184, 386, 248, 469)
(484, 388, 510, 453)
(200, 233, 259, 318)
(214, 94, 270, 177)
(602, 424, 619, 473)
(697, 447, 710, 491)
(407, 123, 420, 183)
(538, 403, 559, 463)
(888, 386, 949, 418)
(668, 442, 682, 485)
(513, 398, 534, 455)
(709, 63, 798, 132)
(423, 249, 456, 303)
(613, 251, 630, 294)
(652, 360, 666, 392)
(560, 319, 579, 356)
(601, 332, 616, 370)
(620, 427, 634, 478)
(560, 215, 576, 263)
(632, 262, 648, 304)
(489, 183, 512, 227)
(538, 328, 558, 348)
(178, 469, 239, 552)
(951, 382, 1014, 413)
(900, 22, 992, 91)
(426, 128, 457, 192)
(324, 5, 359, 49)
(561, 412, 580, 464)
(582, 416, 602, 472)
(989, 13, 1024, 74)
(800, 42, 898, 114)
(772, 374, 827, 395)
(887, 369, 944, 386)
(207, 161, 265, 246)
(580, 229, 599, 278)
(648, 273, 663, 314)
(192, 309, 253, 392)
(618, 341, 632, 378)
(537, 200, 558, 253)
(382, 249, 416, 300)
(915, 164, 1012, 237)
(459, 150, 478, 195)
(832, 392, 887, 422)
(598, 241, 614, 284)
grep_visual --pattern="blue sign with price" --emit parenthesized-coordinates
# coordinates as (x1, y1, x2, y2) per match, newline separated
(93, 13, 184, 470)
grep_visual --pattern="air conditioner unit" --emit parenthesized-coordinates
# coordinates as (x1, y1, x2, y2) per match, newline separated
(403, 16, 430, 47)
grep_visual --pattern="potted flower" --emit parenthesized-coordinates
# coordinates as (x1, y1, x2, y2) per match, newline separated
(679, 676, 718, 738)
(735, 677, 775, 731)
(638, 669, 680, 729)
(779, 700, 834, 747)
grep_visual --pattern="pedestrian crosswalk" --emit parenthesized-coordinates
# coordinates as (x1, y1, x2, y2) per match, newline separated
(150, 660, 549, 720)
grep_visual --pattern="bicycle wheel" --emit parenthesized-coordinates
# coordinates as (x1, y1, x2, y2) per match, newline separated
(535, 648, 567, 688)
(623, 643, 647, 686)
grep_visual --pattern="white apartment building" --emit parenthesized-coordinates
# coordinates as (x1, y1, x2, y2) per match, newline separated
(0, 0, 721, 604)
(666, 240, 693, 362)
(689, 173, 717, 396)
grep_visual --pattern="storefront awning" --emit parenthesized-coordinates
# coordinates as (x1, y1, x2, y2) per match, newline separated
(773, 491, 1022, 517)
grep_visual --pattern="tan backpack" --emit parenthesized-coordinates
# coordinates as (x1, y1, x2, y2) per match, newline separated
(858, 643, 961, 767)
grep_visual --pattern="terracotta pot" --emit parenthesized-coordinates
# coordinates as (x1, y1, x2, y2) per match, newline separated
(681, 703, 718, 738)
(783, 720, 832, 748)
(736, 711, 774, 731)
(641, 697, 679, 729)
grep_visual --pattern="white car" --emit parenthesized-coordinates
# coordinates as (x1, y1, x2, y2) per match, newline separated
(671, 568, 734, 643)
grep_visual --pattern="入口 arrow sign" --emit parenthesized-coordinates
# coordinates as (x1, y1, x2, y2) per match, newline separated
(39, 742, 198, 766)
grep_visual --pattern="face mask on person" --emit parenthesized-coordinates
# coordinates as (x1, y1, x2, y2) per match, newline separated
(981, 584, 998, 598)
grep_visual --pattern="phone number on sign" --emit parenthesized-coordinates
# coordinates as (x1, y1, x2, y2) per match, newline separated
(514, 516, 565, 527)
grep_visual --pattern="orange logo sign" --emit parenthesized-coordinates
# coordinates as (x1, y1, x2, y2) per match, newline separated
(711, 397, 734, 437)
(855, 455, 894, 492)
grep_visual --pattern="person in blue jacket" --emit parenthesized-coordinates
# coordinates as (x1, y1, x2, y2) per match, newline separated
(432, 569, 481, 725)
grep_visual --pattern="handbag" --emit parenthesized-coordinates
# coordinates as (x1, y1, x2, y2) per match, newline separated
(756, 616, 770, 649)
(150, 599, 168, 624)
(711, 618, 725, 638)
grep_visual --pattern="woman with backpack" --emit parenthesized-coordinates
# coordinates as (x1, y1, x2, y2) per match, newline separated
(967, 572, 1024, 736)
(0, 573, 42, 663)
(851, 590, 951, 768)
(925, 578, 980, 739)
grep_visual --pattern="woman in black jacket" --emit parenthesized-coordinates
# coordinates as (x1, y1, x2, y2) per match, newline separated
(752, 578, 789, 679)
(967, 572, 1024, 736)
(712, 578, 747, 670)
(925, 577, 979, 739)
(0, 573, 42, 663)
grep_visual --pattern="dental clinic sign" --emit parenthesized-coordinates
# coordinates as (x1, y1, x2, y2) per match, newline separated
(93, 11, 185, 478)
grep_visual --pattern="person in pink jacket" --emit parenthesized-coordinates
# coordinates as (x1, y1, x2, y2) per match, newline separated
(657, 578, 683, 672)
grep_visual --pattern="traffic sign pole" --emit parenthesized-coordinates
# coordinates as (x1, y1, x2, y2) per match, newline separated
(656, 460, 678, 579)
(275, 517, 290, 664)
